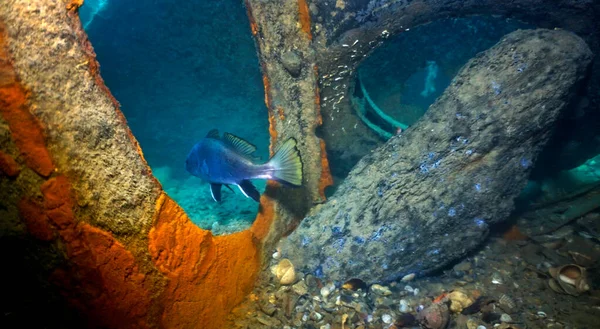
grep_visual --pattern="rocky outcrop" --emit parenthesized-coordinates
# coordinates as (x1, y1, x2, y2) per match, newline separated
(0, 2, 266, 329)
(312, 0, 600, 179)
(280, 29, 593, 283)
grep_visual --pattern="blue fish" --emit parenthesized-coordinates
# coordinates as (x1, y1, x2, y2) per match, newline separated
(185, 129, 303, 203)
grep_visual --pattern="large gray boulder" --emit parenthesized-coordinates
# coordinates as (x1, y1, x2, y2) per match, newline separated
(280, 29, 593, 283)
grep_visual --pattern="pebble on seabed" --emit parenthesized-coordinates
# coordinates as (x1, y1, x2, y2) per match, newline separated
(371, 284, 392, 296)
(500, 313, 513, 323)
(399, 299, 410, 313)
(401, 273, 416, 282)
(382, 313, 393, 324)
(238, 215, 600, 329)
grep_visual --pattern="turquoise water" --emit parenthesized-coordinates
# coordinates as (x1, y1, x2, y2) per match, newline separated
(84, 0, 267, 233)
(84, 3, 600, 236)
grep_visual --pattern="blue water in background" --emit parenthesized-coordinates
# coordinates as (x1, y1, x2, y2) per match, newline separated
(83, 1, 600, 236)
(84, 0, 268, 234)
(358, 17, 532, 129)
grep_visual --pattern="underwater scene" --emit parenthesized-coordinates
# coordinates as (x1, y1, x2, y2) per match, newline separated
(0, 1, 600, 329)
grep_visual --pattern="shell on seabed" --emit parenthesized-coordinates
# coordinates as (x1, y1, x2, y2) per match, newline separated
(548, 264, 590, 295)
(275, 258, 296, 285)
(498, 294, 516, 310)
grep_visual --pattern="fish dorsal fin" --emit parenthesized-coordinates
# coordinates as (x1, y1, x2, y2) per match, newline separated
(206, 129, 220, 139)
(223, 132, 257, 155)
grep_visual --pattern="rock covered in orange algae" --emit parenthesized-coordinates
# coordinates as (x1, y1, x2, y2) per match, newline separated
(0, 150, 20, 177)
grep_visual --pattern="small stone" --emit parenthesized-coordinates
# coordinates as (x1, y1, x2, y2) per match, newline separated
(547, 322, 564, 329)
(321, 283, 334, 298)
(283, 294, 297, 318)
(399, 299, 409, 313)
(371, 284, 392, 296)
(322, 302, 337, 313)
(413, 288, 420, 296)
(305, 274, 321, 295)
(491, 272, 503, 285)
(500, 313, 513, 323)
(455, 314, 469, 328)
(293, 280, 309, 296)
(258, 300, 276, 316)
(404, 285, 414, 293)
(476, 326, 487, 329)
(281, 51, 303, 77)
(256, 313, 281, 326)
(382, 314, 393, 324)
(273, 250, 281, 259)
(454, 262, 472, 272)
(311, 312, 323, 321)
(401, 273, 416, 282)
(320, 324, 331, 329)
(467, 319, 479, 329)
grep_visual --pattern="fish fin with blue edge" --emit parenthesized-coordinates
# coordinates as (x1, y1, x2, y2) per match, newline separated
(210, 183, 222, 203)
(206, 129, 220, 139)
(267, 138, 303, 186)
(223, 132, 257, 156)
(237, 180, 260, 202)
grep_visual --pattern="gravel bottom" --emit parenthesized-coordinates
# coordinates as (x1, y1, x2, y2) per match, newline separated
(229, 218, 600, 329)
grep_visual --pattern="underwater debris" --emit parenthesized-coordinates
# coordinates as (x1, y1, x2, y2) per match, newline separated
(354, 71, 409, 139)
(547, 264, 590, 296)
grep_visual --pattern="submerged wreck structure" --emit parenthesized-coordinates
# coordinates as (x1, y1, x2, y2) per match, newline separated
(0, 0, 599, 328)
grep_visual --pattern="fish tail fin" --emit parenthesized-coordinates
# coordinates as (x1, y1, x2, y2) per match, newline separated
(267, 138, 303, 186)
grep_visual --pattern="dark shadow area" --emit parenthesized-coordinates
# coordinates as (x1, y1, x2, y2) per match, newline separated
(0, 237, 84, 329)
(84, 0, 268, 234)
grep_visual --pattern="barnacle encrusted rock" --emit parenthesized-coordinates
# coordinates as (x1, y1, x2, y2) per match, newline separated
(280, 29, 593, 283)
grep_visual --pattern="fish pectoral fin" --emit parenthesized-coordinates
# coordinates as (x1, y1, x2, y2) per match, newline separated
(237, 180, 260, 202)
(224, 184, 235, 193)
(210, 183, 222, 203)
(206, 129, 220, 139)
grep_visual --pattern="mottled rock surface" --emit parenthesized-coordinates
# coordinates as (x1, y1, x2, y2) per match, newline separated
(281, 29, 593, 283)
(313, 0, 600, 181)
